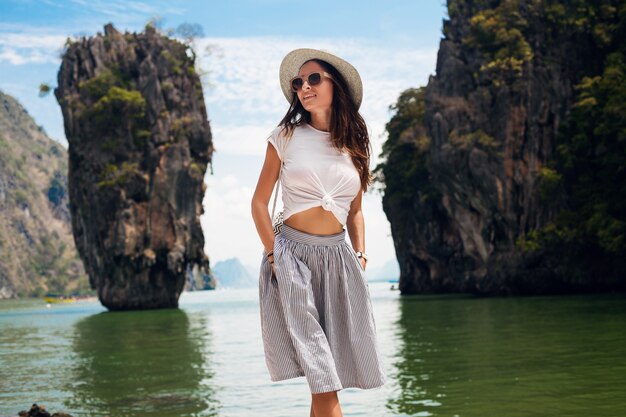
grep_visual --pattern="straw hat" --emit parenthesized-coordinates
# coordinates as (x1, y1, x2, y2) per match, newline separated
(279, 48, 363, 110)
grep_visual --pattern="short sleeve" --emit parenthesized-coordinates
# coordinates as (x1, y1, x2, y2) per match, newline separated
(266, 126, 286, 161)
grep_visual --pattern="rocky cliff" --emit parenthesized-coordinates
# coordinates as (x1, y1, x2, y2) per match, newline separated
(376, 0, 626, 295)
(55, 23, 214, 310)
(0, 91, 88, 298)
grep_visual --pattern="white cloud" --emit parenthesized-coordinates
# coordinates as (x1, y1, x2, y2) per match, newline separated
(0, 0, 185, 66)
(0, 48, 57, 65)
(198, 36, 435, 163)
(211, 124, 273, 156)
(201, 174, 261, 270)
(0, 31, 66, 65)
(200, 38, 434, 113)
(0, 33, 67, 49)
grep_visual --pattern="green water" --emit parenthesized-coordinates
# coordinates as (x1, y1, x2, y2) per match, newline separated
(68, 309, 218, 415)
(1, 286, 625, 417)
(386, 293, 626, 417)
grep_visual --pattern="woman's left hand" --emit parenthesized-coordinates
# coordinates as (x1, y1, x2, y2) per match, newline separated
(359, 258, 366, 271)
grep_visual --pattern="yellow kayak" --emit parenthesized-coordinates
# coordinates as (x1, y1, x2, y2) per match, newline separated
(44, 296, 77, 304)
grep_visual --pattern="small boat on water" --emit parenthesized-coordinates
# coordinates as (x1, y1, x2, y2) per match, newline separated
(43, 294, 77, 304)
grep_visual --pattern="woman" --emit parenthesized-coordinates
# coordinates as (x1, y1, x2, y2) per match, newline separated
(251, 48, 386, 417)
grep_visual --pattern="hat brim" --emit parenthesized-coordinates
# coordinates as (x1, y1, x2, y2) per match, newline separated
(279, 48, 363, 110)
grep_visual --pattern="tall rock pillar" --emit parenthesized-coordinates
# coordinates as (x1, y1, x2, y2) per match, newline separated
(55, 23, 214, 310)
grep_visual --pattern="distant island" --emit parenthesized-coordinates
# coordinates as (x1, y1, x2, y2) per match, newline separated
(212, 258, 257, 289)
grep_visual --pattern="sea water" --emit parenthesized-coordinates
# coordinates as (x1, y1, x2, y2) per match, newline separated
(1, 283, 625, 417)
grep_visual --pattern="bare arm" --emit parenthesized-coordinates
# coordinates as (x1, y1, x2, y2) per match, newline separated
(345, 189, 367, 269)
(251, 143, 281, 256)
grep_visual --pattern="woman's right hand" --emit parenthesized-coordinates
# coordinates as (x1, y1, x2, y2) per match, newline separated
(268, 252, 276, 275)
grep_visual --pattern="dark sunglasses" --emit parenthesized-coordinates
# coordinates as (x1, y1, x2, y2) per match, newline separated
(290, 71, 333, 92)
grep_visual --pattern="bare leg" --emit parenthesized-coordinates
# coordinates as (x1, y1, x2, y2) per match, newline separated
(310, 401, 316, 417)
(311, 391, 342, 417)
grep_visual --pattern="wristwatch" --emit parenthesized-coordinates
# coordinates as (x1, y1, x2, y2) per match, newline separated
(355, 251, 368, 262)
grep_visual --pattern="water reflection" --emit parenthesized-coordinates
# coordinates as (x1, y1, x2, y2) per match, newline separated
(386, 294, 517, 416)
(68, 308, 218, 417)
(386, 293, 626, 417)
(386, 295, 453, 416)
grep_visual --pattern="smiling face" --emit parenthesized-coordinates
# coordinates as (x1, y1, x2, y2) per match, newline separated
(296, 60, 334, 114)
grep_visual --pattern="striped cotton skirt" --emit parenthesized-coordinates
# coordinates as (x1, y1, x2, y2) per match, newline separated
(258, 223, 387, 394)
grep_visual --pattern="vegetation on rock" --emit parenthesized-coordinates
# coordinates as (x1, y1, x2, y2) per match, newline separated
(376, 0, 626, 294)
(523, 25, 626, 281)
(55, 24, 214, 310)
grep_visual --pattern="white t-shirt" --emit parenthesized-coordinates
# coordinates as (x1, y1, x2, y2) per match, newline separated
(266, 123, 361, 226)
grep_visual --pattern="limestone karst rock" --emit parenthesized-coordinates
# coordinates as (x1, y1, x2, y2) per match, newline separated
(55, 23, 214, 309)
(0, 91, 87, 298)
(377, 1, 625, 295)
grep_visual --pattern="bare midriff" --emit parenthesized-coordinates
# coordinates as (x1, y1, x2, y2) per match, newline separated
(283, 206, 344, 235)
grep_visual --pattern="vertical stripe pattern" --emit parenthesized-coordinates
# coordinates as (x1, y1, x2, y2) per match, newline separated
(258, 224, 387, 394)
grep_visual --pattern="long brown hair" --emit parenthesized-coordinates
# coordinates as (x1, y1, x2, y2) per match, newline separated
(278, 59, 372, 192)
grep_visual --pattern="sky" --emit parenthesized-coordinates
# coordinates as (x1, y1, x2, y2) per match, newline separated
(0, 0, 448, 273)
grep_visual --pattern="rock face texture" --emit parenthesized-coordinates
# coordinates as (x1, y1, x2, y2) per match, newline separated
(55, 24, 214, 310)
(0, 91, 87, 298)
(377, 1, 625, 295)
(184, 262, 217, 291)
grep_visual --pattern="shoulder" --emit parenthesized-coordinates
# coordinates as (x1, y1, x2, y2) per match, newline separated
(266, 125, 293, 160)
(270, 125, 284, 137)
